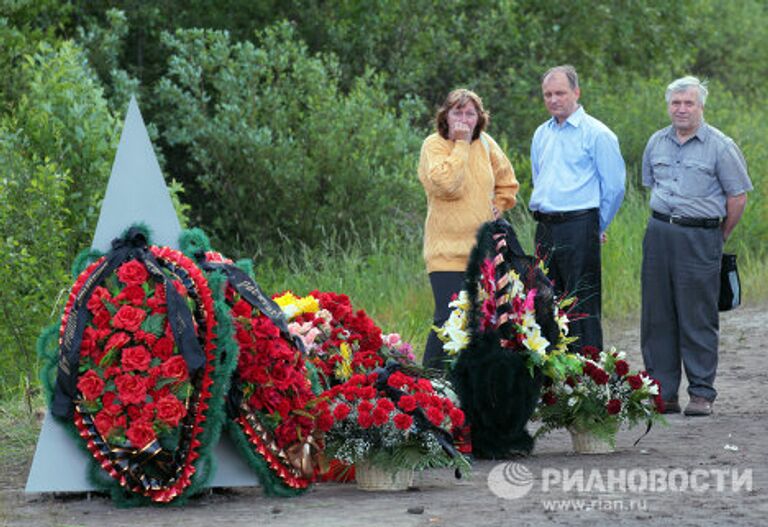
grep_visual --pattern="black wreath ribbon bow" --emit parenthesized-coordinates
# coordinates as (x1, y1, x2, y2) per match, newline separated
(52, 227, 206, 419)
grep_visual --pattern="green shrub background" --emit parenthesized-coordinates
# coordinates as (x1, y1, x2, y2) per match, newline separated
(1, 0, 765, 397)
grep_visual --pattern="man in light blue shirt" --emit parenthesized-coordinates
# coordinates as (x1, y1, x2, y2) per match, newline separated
(530, 65, 626, 351)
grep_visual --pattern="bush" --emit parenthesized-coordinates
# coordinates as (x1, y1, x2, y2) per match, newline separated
(154, 22, 424, 258)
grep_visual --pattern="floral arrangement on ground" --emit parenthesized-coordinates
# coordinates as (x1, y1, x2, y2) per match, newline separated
(324, 369, 470, 475)
(535, 346, 666, 445)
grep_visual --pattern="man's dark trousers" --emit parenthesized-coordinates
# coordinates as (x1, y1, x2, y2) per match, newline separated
(535, 209, 602, 351)
(640, 217, 721, 402)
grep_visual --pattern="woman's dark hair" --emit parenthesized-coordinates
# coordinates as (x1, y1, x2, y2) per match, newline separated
(435, 88, 489, 140)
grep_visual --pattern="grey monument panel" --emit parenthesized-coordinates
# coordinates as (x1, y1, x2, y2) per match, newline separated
(25, 97, 259, 494)
(91, 96, 181, 251)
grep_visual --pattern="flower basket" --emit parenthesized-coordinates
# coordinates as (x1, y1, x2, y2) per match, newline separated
(355, 459, 414, 491)
(568, 426, 615, 455)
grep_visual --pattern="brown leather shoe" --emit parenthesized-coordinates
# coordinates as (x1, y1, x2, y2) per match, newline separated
(684, 396, 713, 416)
(662, 398, 681, 414)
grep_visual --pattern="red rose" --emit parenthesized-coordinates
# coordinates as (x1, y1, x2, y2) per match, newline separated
(160, 356, 188, 382)
(357, 411, 373, 429)
(112, 305, 147, 333)
(542, 391, 558, 406)
(92, 309, 112, 330)
(105, 332, 131, 353)
(589, 367, 610, 385)
(393, 412, 413, 431)
(117, 260, 149, 287)
(449, 408, 466, 427)
(627, 375, 644, 390)
(135, 329, 158, 347)
(93, 409, 118, 437)
(103, 366, 122, 379)
(116, 284, 146, 306)
(115, 373, 148, 405)
(80, 327, 99, 359)
(126, 420, 156, 449)
(86, 286, 113, 315)
(614, 360, 630, 377)
(156, 394, 187, 427)
(654, 394, 665, 413)
(121, 345, 151, 371)
(126, 404, 142, 421)
(398, 395, 417, 412)
(77, 371, 105, 400)
(152, 336, 175, 360)
(372, 406, 390, 426)
(606, 399, 622, 415)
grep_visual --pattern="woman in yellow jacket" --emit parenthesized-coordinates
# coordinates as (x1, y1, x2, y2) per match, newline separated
(419, 89, 519, 368)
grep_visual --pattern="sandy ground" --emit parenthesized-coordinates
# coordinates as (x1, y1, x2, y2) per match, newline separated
(1, 304, 766, 527)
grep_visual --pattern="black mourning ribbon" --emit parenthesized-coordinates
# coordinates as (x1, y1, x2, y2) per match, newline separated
(373, 362, 464, 479)
(52, 228, 206, 418)
(199, 260, 306, 355)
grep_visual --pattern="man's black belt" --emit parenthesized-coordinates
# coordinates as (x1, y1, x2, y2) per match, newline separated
(531, 208, 597, 224)
(652, 210, 722, 229)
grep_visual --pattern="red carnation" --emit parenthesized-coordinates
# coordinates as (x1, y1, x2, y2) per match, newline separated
(393, 412, 413, 431)
(333, 403, 351, 421)
(121, 345, 152, 371)
(77, 371, 105, 401)
(117, 260, 149, 286)
(449, 408, 466, 427)
(115, 373, 148, 405)
(358, 400, 374, 414)
(372, 406, 390, 426)
(232, 299, 252, 319)
(606, 399, 622, 415)
(357, 411, 374, 429)
(376, 398, 395, 414)
(426, 406, 445, 427)
(126, 420, 156, 449)
(112, 305, 147, 333)
(316, 411, 334, 432)
(398, 395, 417, 412)
(160, 355, 189, 382)
(156, 394, 187, 427)
(614, 360, 630, 377)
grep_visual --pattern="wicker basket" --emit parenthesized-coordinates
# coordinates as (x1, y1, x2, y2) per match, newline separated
(354, 460, 414, 491)
(568, 427, 615, 454)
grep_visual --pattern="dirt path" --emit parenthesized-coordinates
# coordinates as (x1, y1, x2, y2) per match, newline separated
(2, 305, 767, 526)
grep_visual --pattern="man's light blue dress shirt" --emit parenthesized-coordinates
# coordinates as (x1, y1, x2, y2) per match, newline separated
(530, 106, 626, 233)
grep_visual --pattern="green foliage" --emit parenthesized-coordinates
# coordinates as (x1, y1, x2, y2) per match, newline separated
(0, 124, 70, 396)
(15, 39, 119, 252)
(155, 22, 423, 256)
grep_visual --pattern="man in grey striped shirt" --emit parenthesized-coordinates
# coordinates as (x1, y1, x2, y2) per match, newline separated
(641, 76, 752, 417)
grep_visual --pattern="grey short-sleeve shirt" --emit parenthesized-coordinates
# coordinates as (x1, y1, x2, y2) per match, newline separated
(641, 123, 752, 218)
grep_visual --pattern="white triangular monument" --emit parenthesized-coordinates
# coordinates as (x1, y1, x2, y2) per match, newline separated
(25, 97, 258, 494)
